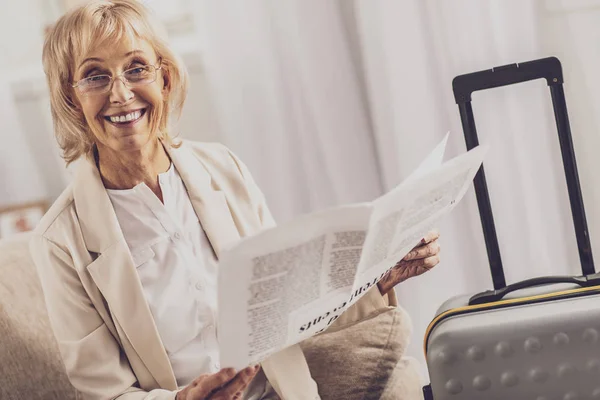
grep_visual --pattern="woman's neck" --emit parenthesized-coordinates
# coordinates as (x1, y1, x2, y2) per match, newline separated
(96, 139, 171, 202)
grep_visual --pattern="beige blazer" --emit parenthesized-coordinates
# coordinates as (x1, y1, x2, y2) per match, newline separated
(30, 141, 397, 400)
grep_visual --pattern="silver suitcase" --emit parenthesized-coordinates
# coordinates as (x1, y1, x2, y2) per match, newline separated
(423, 57, 599, 400)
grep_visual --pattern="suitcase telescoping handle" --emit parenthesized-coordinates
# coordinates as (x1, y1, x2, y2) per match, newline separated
(453, 57, 595, 290)
(469, 273, 600, 305)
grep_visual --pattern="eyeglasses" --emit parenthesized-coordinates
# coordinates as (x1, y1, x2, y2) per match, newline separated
(72, 60, 162, 96)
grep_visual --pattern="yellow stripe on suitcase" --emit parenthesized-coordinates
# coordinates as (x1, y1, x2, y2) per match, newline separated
(423, 284, 600, 356)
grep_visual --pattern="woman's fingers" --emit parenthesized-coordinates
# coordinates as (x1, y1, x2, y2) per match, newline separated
(399, 254, 440, 273)
(210, 365, 260, 399)
(184, 369, 237, 399)
(378, 254, 441, 295)
(201, 368, 237, 394)
(378, 231, 442, 295)
(421, 230, 440, 245)
(404, 240, 440, 261)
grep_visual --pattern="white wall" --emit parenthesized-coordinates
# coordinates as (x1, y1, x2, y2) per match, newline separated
(0, 0, 45, 70)
(0, 80, 48, 207)
(0, 0, 49, 208)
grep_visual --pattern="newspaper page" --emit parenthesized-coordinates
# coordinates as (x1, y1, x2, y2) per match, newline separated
(217, 136, 489, 370)
(402, 131, 450, 186)
(289, 142, 489, 344)
(217, 204, 374, 370)
(356, 143, 488, 291)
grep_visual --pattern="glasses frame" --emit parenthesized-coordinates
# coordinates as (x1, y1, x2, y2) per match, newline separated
(71, 59, 163, 96)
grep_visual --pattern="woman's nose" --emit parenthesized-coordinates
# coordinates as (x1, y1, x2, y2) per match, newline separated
(109, 77, 134, 104)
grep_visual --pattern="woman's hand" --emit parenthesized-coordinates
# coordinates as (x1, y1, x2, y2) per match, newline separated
(377, 230, 441, 295)
(176, 366, 260, 400)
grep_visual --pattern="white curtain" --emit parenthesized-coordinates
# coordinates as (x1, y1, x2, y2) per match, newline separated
(192, 0, 600, 382)
(191, 0, 383, 223)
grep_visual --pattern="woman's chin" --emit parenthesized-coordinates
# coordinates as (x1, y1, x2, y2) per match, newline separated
(102, 122, 152, 148)
(102, 130, 153, 153)
(122, 134, 154, 151)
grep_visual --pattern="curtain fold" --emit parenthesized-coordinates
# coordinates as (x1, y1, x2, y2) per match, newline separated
(192, 0, 383, 223)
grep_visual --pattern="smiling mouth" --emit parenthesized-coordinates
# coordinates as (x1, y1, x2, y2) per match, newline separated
(104, 109, 147, 126)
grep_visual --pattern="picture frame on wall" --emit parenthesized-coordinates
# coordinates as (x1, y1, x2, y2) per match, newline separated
(0, 201, 48, 239)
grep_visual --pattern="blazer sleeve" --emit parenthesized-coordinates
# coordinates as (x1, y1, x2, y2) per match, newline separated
(29, 234, 178, 400)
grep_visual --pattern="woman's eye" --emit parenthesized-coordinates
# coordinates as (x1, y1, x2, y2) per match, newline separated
(88, 75, 107, 82)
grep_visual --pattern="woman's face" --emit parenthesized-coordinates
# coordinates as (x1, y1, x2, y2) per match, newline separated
(72, 37, 167, 153)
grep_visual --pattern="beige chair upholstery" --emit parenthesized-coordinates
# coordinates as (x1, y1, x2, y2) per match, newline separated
(0, 232, 77, 400)
(300, 306, 423, 400)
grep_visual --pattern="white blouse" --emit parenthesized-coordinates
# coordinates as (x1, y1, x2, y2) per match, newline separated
(106, 163, 220, 387)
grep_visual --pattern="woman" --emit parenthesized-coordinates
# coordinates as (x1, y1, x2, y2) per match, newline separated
(31, 1, 441, 399)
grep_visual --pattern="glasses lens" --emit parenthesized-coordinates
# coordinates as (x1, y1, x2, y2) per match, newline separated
(124, 66, 156, 84)
(79, 75, 111, 94)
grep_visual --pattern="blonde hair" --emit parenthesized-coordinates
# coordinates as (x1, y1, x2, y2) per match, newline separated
(43, 0, 188, 164)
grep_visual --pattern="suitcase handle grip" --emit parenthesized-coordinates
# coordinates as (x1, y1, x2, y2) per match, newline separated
(453, 57, 562, 103)
(468, 273, 600, 305)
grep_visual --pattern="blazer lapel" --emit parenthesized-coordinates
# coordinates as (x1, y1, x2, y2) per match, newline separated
(166, 143, 241, 258)
(72, 155, 178, 390)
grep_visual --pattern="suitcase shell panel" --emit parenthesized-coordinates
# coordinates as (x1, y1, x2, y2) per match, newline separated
(425, 286, 600, 399)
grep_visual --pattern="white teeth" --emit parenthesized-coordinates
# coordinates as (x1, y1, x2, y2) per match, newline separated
(109, 110, 142, 123)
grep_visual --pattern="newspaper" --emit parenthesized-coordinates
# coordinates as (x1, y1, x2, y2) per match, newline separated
(217, 133, 488, 370)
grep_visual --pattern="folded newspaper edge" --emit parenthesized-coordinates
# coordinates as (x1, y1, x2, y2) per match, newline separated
(217, 132, 489, 370)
